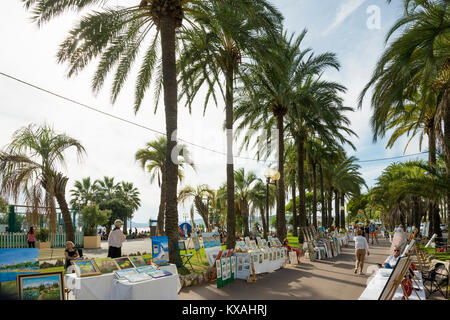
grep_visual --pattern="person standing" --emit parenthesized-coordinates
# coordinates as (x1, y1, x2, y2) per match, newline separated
(107, 219, 127, 258)
(26, 227, 35, 248)
(354, 229, 370, 275)
(369, 222, 378, 245)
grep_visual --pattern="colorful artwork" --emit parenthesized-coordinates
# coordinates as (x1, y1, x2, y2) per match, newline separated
(114, 257, 134, 270)
(202, 232, 221, 249)
(191, 232, 201, 251)
(136, 266, 158, 274)
(129, 256, 146, 268)
(72, 260, 101, 277)
(0, 248, 39, 283)
(151, 236, 169, 265)
(124, 273, 152, 283)
(142, 255, 152, 265)
(18, 272, 64, 300)
(114, 268, 137, 280)
(93, 258, 120, 274)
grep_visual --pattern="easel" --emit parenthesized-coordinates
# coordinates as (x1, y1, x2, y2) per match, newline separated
(380, 256, 414, 300)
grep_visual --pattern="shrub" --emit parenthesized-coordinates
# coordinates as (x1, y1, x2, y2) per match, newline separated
(80, 204, 111, 236)
(36, 228, 49, 242)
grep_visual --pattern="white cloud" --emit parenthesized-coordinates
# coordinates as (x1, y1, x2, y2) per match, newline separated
(322, 0, 366, 36)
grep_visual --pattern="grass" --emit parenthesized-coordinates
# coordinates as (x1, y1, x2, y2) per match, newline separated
(419, 245, 450, 262)
(177, 245, 227, 275)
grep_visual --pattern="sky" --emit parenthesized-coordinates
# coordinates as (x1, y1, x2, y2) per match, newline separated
(0, 248, 38, 266)
(0, 1, 429, 224)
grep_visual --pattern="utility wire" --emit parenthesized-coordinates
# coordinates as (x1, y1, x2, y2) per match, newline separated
(0, 71, 428, 165)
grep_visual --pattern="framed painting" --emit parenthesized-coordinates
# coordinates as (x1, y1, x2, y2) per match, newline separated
(72, 259, 101, 277)
(17, 271, 64, 300)
(129, 256, 147, 268)
(152, 236, 170, 265)
(93, 258, 120, 274)
(114, 268, 138, 280)
(114, 257, 134, 270)
(0, 248, 39, 283)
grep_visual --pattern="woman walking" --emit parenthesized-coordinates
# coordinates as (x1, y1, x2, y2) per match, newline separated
(354, 229, 370, 275)
(26, 227, 35, 248)
(107, 219, 127, 258)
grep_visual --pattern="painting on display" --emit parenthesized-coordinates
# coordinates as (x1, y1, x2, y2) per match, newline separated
(17, 272, 64, 300)
(135, 266, 158, 274)
(202, 232, 221, 249)
(249, 240, 258, 251)
(93, 258, 120, 274)
(129, 256, 147, 268)
(191, 232, 201, 252)
(71, 259, 101, 277)
(0, 248, 39, 283)
(289, 251, 298, 264)
(258, 252, 263, 264)
(152, 236, 170, 265)
(244, 237, 252, 249)
(114, 257, 134, 270)
(235, 241, 249, 252)
(114, 268, 138, 280)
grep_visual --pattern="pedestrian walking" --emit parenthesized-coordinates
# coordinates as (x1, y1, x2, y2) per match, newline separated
(369, 222, 378, 245)
(354, 229, 370, 275)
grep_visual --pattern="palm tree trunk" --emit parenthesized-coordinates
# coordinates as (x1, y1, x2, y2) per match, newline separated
(412, 196, 420, 230)
(334, 189, 339, 229)
(292, 174, 298, 237)
(297, 136, 306, 242)
(157, 171, 166, 235)
(55, 193, 74, 243)
(319, 164, 326, 227)
(242, 200, 250, 237)
(312, 162, 317, 228)
(276, 116, 286, 241)
(427, 125, 442, 237)
(327, 188, 333, 228)
(260, 207, 267, 238)
(225, 68, 236, 249)
(340, 192, 345, 228)
(123, 218, 128, 235)
(160, 16, 179, 264)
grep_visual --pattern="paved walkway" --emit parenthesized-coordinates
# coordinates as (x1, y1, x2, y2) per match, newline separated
(179, 237, 393, 300)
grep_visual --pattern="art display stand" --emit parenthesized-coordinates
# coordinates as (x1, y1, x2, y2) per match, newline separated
(65, 263, 180, 300)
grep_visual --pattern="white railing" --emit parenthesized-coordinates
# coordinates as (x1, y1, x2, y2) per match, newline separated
(0, 232, 83, 249)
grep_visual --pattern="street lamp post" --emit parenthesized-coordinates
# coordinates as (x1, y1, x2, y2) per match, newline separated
(264, 168, 280, 240)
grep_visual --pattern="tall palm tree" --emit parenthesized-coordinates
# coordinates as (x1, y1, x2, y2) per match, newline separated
(135, 137, 192, 235)
(22, 0, 281, 263)
(284, 142, 298, 235)
(0, 124, 85, 242)
(178, 0, 282, 249)
(360, 0, 450, 236)
(233, 168, 260, 237)
(178, 184, 215, 232)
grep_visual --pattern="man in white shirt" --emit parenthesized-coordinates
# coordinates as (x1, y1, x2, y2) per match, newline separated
(381, 246, 401, 269)
(354, 229, 370, 275)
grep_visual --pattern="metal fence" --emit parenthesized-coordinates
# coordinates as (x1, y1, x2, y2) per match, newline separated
(0, 232, 84, 249)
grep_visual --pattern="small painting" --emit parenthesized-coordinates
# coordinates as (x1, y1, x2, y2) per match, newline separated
(152, 236, 169, 265)
(114, 268, 137, 280)
(18, 272, 64, 300)
(129, 256, 146, 268)
(114, 257, 134, 270)
(72, 260, 101, 277)
(93, 258, 120, 274)
(0, 248, 39, 283)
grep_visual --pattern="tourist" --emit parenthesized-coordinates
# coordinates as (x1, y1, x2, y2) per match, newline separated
(380, 246, 401, 269)
(369, 222, 378, 245)
(354, 229, 370, 275)
(364, 223, 370, 242)
(108, 219, 127, 258)
(64, 241, 79, 269)
(26, 227, 35, 248)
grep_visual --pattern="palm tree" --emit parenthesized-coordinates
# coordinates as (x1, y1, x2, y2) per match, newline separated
(118, 182, 141, 232)
(178, 0, 282, 249)
(178, 185, 215, 232)
(22, 0, 280, 263)
(70, 177, 96, 211)
(233, 168, 260, 237)
(284, 142, 298, 235)
(135, 137, 193, 235)
(360, 0, 450, 236)
(0, 124, 85, 242)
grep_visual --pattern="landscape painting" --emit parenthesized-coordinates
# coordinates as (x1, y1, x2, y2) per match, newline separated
(129, 256, 146, 268)
(0, 248, 39, 283)
(114, 257, 134, 270)
(72, 259, 101, 277)
(94, 258, 120, 274)
(18, 272, 64, 300)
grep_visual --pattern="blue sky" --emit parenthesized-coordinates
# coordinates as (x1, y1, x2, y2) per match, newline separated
(0, 1, 428, 224)
(22, 274, 60, 289)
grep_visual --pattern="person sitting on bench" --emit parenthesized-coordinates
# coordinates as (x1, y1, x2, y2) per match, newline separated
(380, 246, 401, 269)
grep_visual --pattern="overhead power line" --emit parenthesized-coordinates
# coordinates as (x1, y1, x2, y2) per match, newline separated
(0, 71, 428, 165)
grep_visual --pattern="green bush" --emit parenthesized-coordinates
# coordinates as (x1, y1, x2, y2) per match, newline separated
(36, 228, 49, 242)
(81, 204, 111, 236)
